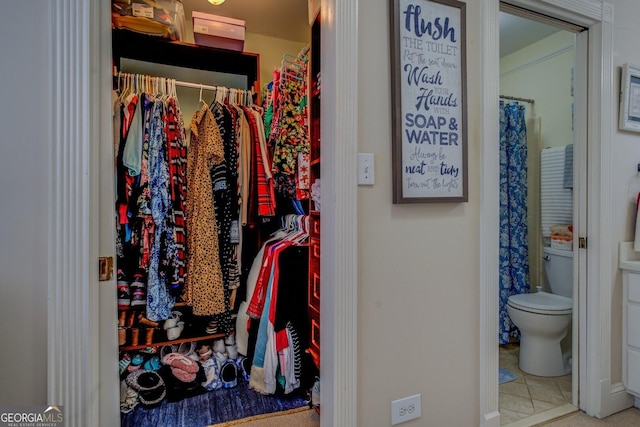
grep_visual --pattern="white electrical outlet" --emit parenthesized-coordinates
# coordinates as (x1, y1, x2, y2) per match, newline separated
(391, 394, 421, 425)
(357, 152, 375, 185)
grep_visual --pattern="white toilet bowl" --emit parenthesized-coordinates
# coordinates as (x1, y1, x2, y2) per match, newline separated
(507, 291, 572, 377)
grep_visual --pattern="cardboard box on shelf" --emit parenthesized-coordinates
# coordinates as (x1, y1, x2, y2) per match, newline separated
(192, 11, 245, 52)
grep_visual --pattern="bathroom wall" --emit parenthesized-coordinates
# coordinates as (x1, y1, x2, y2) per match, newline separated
(500, 30, 576, 291)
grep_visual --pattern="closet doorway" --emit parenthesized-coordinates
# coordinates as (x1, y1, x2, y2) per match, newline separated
(497, 5, 584, 424)
(103, 1, 324, 425)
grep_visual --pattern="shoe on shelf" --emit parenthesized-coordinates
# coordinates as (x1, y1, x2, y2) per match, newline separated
(130, 272, 146, 289)
(213, 339, 225, 354)
(117, 278, 131, 310)
(130, 288, 146, 307)
(205, 320, 218, 334)
(163, 311, 182, 330)
(166, 321, 184, 340)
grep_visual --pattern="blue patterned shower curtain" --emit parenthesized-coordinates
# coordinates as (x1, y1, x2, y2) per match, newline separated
(499, 102, 530, 345)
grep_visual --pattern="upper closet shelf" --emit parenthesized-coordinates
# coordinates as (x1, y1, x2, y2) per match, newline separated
(112, 29, 259, 89)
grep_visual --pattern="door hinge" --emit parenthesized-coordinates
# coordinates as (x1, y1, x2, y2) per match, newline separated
(578, 237, 587, 249)
(99, 256, 114, 281)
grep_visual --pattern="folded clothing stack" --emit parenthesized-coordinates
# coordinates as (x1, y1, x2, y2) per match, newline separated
(112, 0, 185, 41)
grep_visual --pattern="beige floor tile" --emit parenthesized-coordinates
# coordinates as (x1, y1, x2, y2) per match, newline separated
(499, 344, 579, 426)
(528, 384, 566, 405)
(525, 374, 561, 390)
(499, 392, 535, 414)
(532, 398, 558, 413)
(555, 375, 572, 393)
(500, 381, 531, 399)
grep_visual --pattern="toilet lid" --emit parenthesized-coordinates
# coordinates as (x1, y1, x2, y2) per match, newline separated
(507, 292, 572, 315)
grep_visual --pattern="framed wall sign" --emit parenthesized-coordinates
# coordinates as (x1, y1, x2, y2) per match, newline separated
(619, 63, 640, 133)
(390, 0, 468, 203)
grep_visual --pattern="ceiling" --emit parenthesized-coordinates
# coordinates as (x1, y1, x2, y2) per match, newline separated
(180, 2, 563, 56)
(499, 12, 563, 57)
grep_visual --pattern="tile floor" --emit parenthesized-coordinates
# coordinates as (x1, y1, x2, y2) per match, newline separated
(499, 343, 573, 425)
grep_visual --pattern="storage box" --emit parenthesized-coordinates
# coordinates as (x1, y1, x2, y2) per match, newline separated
(192, 11, 245, 52)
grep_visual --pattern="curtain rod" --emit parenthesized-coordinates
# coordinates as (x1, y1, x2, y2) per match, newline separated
(500, 95, 535, 104)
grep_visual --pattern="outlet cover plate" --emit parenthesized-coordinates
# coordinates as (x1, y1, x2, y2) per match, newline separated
(391, 394, 421, 425)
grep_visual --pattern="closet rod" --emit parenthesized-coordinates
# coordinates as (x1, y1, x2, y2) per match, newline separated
(500, 95, 535, 104)
(174, 79, 251, 95)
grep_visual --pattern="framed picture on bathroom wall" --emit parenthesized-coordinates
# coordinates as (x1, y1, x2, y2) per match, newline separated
(619, 63, 640, 133)
(389, 0, 468, 203)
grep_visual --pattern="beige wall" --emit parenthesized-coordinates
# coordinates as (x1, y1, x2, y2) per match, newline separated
(358, 0, 480, 425)
(501, 31, 576, 149)
(244, 32, 310, 94)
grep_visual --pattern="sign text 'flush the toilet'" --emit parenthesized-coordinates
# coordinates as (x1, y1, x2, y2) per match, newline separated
(390, 0, 468, 203)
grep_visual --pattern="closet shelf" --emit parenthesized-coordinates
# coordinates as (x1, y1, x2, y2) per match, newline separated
(119, 332, 225, 352)
(112, 29, 260, 91)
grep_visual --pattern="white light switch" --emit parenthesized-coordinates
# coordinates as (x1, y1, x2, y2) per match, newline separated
(358, 153, 375, 185)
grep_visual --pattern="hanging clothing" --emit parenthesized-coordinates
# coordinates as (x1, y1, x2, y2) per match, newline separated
(165, 98, 188, 295)
(499, 101, 530, 344)
(147, 99, 176, 321)
(184, 104, 226, 316)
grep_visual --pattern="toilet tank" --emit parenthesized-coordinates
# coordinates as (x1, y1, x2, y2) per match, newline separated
(543, 247, 573, 298)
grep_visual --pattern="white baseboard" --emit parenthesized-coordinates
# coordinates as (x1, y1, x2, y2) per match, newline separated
(599, 381, 634, 418)
(482, 411, 501, 427)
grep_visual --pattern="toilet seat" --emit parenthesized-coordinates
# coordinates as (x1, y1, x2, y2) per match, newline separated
(507, 291, 572, 315)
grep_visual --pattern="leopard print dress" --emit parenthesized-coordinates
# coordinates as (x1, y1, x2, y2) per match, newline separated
(185, 104, 226, 316)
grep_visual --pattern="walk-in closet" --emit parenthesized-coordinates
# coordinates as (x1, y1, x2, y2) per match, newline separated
(111, 1, 321, 425)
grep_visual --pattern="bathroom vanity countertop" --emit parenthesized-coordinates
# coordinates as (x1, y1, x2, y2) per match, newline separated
(619, 242, 640, 271)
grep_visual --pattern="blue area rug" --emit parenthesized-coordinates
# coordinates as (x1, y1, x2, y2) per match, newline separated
(499, 367, 517, 385)
(121, 376, 310, 427)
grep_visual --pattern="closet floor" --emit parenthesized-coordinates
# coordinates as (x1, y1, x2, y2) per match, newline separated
(499, 343, 573, 425)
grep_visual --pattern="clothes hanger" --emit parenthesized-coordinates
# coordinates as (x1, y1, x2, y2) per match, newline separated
(199, 84, 208, 108)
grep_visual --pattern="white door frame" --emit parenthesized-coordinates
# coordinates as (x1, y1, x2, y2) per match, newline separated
(480, 1, 632, 426)
(47, 0, 360, 426)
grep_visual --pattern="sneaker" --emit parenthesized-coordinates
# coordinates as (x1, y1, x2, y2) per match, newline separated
(130, 288, 146, 307)
(117, 276, 131, 310)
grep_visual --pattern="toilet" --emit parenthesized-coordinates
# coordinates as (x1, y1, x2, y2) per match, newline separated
(507, 247, 573, 377)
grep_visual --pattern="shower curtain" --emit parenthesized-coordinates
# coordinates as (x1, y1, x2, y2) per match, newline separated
(499, 101, 530, 345)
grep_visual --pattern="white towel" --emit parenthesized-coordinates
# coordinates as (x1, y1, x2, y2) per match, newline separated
(541, 146, 573, 243)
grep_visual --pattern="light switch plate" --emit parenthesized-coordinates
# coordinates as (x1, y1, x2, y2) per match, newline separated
(358, 153, 375, 185)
